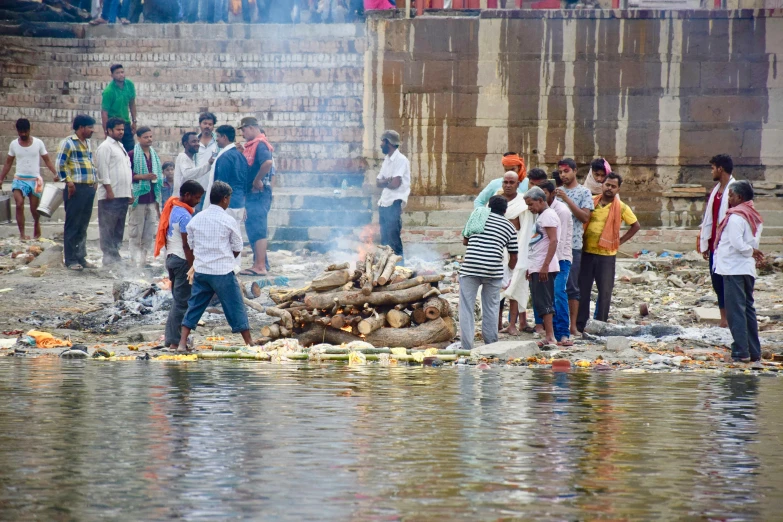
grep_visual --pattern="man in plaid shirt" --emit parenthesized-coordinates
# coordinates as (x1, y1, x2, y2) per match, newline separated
(177, 181, 253, 352)
(56, 114, 98, 271)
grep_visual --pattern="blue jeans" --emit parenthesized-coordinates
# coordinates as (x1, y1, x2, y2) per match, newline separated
(182, 272, 249, 333)
(379, 200, 404, 261)
(553, 260, 571, 340)
(101, 0, 130, 22)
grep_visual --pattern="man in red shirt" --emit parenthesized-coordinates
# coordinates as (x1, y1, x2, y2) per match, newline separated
(698, 154, 735, 328)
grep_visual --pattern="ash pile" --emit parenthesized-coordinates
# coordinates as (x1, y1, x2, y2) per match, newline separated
(258, 245, 456, 349)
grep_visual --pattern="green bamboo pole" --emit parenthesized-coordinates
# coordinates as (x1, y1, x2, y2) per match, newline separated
(198, 352, 271, 361)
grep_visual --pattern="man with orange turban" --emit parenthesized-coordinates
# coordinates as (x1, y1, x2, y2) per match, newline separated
(474, 152, 529, 208)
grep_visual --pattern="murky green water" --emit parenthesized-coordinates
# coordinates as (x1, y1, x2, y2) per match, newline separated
(1, 359, 782, 521)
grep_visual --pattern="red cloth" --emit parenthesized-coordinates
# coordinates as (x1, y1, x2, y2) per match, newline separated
(153, 198, 195, 258)
(242, 133, 274, 167)
(707, 190, 722, 252)
(713, 200, 763, 251)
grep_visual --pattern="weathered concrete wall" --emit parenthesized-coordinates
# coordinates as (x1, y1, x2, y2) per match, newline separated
(364, 10, 783, 200)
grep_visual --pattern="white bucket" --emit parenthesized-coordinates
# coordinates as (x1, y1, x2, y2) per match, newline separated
(38, 182, 65, 218)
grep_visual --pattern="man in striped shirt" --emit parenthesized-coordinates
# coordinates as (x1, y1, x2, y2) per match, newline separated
(459, 195, 519, 350)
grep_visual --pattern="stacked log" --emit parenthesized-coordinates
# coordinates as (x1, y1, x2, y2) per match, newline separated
(260, 246, 454, 348)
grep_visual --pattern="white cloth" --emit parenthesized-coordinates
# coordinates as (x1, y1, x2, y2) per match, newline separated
(376, 148, 411, 207)
(94, 137, 133, 201)
(500, 195, 534, 304)
(203, 143, 235, 211)
(699, 176, 735, 253)
(551, 199, 573, 263)
(529, 208, 561, 273)
(8, 137, 46, 177)
(715, 215, 762, 278)
(186, 204, 244, 275)
(173, 152, 212, 200)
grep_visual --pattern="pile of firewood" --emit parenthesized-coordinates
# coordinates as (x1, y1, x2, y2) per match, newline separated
(247, 245, 456, 348)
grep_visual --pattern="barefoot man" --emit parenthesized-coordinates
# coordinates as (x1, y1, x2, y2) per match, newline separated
(0, 118, 57, 239)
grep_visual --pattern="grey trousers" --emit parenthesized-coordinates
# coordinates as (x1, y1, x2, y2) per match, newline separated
(98, 197, 130, 265)
(459, 275, 502, 351)
(165, 255, 192, 346)
(723, 274, 761, 361)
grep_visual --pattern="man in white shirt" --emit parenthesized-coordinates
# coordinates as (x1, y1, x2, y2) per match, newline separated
(699, 154, 735, 328)
(0, 118, 58, 239)
(173, 131, 213, 200)
(194, 112, 218, 211)
(541, 180, 574, 346)
(714, 180, 764, 363)
(94, 117, 133, 266)
(178, 181, 252, 352)
(375, 129, 411, 261)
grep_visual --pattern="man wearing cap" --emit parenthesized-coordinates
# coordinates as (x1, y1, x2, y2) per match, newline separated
(237, 116, 275, 276)
(376, 130, 411, 261)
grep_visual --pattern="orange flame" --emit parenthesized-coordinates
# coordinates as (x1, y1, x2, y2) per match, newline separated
(341, 326, 353, 333)
(357, 224, 379, 260)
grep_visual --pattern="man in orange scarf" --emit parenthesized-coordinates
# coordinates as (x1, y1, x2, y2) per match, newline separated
(238, 116, 275, 276)
(576, 172, 640, 333)
(474, 152, 529, 208)
(154, 180, 205, 350)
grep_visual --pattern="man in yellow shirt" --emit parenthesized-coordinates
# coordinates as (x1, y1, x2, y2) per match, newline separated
(576, 172, 640, 332)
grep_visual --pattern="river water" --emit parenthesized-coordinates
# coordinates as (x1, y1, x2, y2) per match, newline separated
(1, 359, 782, 521)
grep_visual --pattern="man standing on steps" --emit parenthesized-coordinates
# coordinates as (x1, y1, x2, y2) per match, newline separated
(173, 132, 214, 204)
(237, 117, 274, 277)
(101, 64, 136, 152)
(554, 158, 594, 336)
(95, 117, 133, 267)
(376, 129, 410, 262)
(698, 154, 735, 328)
(56, 114, 98, 271)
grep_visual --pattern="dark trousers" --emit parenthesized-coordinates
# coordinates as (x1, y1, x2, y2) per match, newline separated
(101, 0, 131, 22)
(724, 274, 761, 361)
(709, 250, 726, 309)
(63, 183, 96, 267)
(98, 197, 130, 265)
(576, 252, 616, 332)
(121, 123, 135, 153)
(379, 200, 404, 260)
(165, 255, 192, 346)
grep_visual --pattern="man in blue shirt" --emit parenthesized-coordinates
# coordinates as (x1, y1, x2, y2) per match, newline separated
(209, 125, 247, 211)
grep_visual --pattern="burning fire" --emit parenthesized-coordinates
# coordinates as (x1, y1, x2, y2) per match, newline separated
(357, 224, 380, 259)
(341, 326, 353, 333)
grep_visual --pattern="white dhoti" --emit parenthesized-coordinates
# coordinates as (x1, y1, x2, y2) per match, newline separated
(501, 195, 533, 307)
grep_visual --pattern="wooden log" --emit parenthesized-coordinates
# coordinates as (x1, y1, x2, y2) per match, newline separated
(260, 324, 280, 338)
(330, 314, 346, 329)
(380, 274, 444, 292)
(346, 314, 362, 326)
(386, 309, 411, 328)
(311, 269, 352, 292)
(326, 262, 350, 271)
(365, 317, 456, 349)
(424, 297, 451, 320)
(243, 297, 266, 314)
(269, 285, 310, 304)
(264, 305, 294, 330)
(362, 252, 374, 295)
(372, 247, 391, 286)
(411, 307, 428, 324)
(279, 326, 289, 337)
(305, 283, 433, 310)
(297, 323, 363, 347)
(377, 255, 402, 285)
(357, 312, 387, 335)
(389, 266, 414, 284)
(422, 287, 441, 299)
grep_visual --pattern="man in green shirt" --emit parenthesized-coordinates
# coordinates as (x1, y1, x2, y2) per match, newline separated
(101, 64, 137, 152)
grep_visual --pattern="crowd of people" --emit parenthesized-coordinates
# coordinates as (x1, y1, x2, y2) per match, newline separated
(453, 151, 765, 364)
(75, 0, 369, 25)
(2, 63, 275, 351)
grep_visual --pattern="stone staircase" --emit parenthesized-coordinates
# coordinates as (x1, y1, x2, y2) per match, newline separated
(0, 23, 371, 252)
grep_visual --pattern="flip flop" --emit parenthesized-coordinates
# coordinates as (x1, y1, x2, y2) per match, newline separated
(89, 18, 108, 25)
(66, 263, 83, 271)
(557, 340, 574, 347)
(239, 269, 266, 277)
(521, 326, 536, 334)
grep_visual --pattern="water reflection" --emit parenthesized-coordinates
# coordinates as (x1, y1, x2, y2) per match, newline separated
(0, 359, 781, 520)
